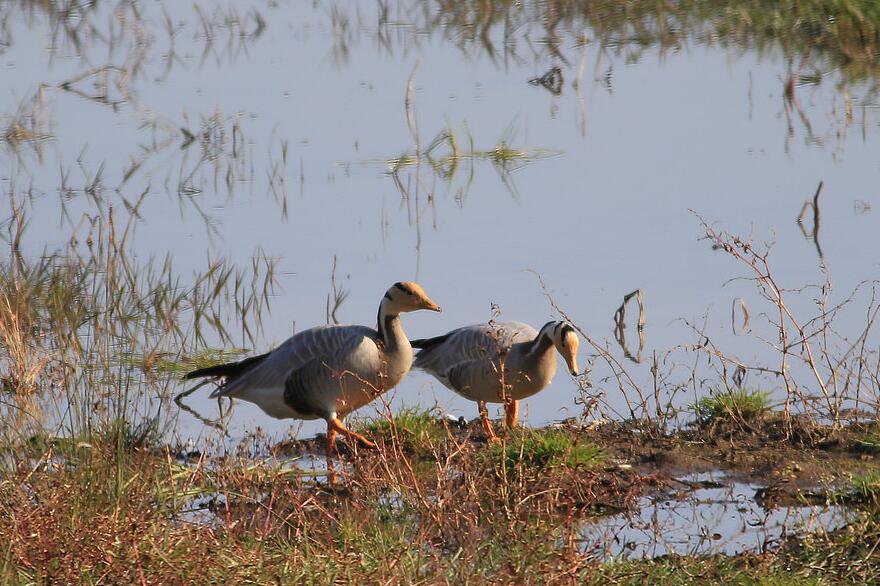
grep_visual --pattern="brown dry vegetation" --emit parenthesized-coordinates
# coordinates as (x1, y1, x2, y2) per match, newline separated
(2, 417, 880, 584)
(0, 424, 638, 584)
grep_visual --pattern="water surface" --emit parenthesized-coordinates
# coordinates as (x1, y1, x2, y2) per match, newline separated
(2, 1, 879, 443)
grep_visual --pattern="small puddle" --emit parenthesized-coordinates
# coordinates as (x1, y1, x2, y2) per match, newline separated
(179, 493, 228, 527)
(173, 451, 334, 526)
(580, 471, 848, 560)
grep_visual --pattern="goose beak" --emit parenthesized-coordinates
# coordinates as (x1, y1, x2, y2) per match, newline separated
(564, 350, 579, 377)
(422, 297, 442, 312)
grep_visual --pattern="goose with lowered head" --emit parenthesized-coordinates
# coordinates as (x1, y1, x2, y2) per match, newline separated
(412, 320, 579, 441)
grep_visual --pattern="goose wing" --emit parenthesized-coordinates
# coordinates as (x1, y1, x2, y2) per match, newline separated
(212, 324, 379, 399)
(413, 322, 537, 389)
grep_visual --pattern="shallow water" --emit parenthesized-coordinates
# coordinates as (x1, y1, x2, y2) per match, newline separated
(171, 463, 849, 560)
(581, 471, 847, 560)
(2, 1, 880, 443)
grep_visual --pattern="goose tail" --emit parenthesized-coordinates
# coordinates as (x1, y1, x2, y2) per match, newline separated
(410, 333, 450, 350)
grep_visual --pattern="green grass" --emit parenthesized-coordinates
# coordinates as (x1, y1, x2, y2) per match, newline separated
(852, 424, 880, 455)
(593, 555, 826, 585)
(850, 471, 880, 504)
(23, 417, 162, 457)
(695, 388, 771, 425)
(355, 407, 451, 455)
(490, 428, 605, 471)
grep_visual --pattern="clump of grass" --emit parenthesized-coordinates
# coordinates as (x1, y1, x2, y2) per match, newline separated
(852, 424, 880, 455)
(694, 388, 771, 426)
(356, 407, 450, 455)
(850, 471, 880, 505)
(490, 428, 604, 471)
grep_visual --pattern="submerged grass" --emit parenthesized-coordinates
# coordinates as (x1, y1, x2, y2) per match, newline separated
(150, 347, 251, 375)
(385, 124, 559, 181)
(421, 0, 880, 83)
(0, 206, 277, 475)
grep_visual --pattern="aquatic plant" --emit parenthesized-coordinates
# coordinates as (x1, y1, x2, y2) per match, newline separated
(0, 206, 277, 464)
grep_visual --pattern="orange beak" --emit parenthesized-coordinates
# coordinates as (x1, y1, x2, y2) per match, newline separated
(562, 335, 580, 376)
(565, 349, 579, 376)
(422, 297, 442, 312)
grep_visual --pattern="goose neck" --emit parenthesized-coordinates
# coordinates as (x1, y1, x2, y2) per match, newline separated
(377, 301, 408, 352)
(526, 328, 554, 360)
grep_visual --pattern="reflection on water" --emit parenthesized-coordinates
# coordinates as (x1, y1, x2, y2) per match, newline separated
(1, 0, 880, 444)
(581, 471, 848, 560)
(612, 288, 645, 363)
(796, 180, 825, 260)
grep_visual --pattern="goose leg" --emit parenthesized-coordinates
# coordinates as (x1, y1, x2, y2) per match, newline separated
(326, 426, 338, 484)
(326, 426, 338, 460)
(328, 417, 377, 450)
(504, 399, 519, 430)
(478, 401, 499, 443)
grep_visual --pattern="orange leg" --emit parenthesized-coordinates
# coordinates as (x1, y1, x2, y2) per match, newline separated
(328, 417, 377, 450)
(504, 399, 519, 430)
(326, 426, 338, 460)
(478, 401, 500, 443)
(325, 426, 339, 484)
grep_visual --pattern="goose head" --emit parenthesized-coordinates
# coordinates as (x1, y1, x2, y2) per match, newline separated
(551, 322, 580, 376)
(383, 281, 442, 314)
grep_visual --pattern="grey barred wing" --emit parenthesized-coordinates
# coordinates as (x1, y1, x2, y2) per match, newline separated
(217, 325, 378, 398)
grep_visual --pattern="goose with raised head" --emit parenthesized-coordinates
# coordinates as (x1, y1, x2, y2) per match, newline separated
(184, 282, 441, 459)
(412, 321, 579, 441)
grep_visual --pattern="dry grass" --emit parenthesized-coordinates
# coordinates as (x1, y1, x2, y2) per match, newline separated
(2, 421, 880, 584)
(0, 293, 50, 395)
(0, 422, 641, 584)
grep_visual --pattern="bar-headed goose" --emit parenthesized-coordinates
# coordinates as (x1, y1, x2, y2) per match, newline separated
(412, 321, 579, 441)
(185, 282, 441, 458)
